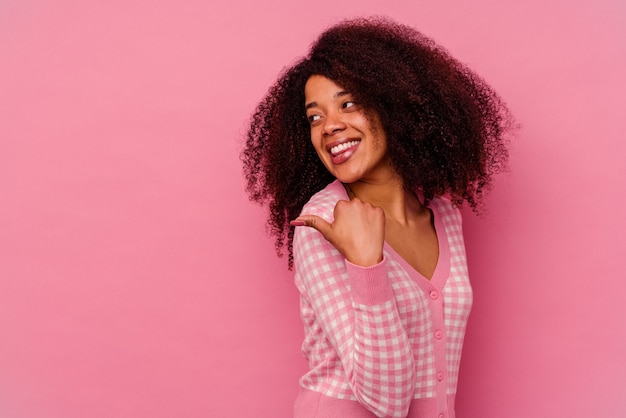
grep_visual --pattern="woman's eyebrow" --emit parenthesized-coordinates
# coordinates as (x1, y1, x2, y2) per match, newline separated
(305, 91, 350, 110)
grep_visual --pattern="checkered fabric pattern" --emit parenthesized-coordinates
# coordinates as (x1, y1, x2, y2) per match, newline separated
(293, 181, 473, 418)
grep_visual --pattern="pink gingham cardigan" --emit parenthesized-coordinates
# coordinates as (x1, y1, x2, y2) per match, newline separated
(293, 180, 473, 418)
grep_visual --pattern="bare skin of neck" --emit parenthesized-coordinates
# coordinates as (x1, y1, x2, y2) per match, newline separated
(345, 176, 439, 280)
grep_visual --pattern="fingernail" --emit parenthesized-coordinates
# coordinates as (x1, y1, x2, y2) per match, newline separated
(290, 220, 306, 226)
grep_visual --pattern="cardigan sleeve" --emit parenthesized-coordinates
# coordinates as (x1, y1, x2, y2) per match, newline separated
(293, 222, 416, 418)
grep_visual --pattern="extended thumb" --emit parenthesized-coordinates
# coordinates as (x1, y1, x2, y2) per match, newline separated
(290, 215, 332, 236)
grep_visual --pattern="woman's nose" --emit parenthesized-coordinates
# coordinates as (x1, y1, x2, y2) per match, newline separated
(322, 111, 346, 135)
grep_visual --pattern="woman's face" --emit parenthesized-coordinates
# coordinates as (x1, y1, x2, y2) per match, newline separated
(304, 75, 392, 184)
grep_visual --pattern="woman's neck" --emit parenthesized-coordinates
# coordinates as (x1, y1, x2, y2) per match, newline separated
(344, 178, 425, 226)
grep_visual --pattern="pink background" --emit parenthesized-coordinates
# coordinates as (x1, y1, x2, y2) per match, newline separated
(1, 0, 624, 417)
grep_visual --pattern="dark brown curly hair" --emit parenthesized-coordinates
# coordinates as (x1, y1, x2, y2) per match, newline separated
(242, 17, 514, 268)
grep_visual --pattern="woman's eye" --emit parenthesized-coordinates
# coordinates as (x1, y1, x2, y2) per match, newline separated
(342, 101, 356, 110)
(307, 114, 321, 124)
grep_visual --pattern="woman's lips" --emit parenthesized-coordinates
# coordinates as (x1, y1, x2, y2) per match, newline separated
(328, 139, 360, 164)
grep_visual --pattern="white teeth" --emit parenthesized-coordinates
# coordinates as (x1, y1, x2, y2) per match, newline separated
(330, 140, 360, 155)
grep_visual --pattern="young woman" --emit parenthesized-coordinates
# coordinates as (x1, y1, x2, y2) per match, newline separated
(242, 17, 513, 418)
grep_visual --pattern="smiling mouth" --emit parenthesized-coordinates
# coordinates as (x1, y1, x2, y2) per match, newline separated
(329, 140, 360, 156)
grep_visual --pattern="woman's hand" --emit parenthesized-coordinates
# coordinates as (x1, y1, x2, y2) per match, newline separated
(291, 198, 385, 267)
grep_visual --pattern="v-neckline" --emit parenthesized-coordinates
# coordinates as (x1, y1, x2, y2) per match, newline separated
(333, 180, 451, 289)
(382, 199, 450, 289)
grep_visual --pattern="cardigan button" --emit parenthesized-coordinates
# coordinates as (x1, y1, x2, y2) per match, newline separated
(435, 330, 443, 339)
(437, 371, 444, 381)
(438, 414, 445, 418)
(429, 290, 439, 300)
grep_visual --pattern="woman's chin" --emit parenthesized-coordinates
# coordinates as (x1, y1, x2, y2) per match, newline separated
(331, 170, 362, 185)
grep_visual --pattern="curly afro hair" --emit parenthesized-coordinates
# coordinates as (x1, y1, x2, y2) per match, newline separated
(242, 17, 514, 269)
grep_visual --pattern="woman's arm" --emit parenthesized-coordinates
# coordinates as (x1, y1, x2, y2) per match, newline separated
(293, 217, 416, 417)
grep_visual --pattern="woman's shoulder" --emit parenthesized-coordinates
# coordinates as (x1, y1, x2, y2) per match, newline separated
(300, 179, 347, 223)
(430, 194, 464, 226)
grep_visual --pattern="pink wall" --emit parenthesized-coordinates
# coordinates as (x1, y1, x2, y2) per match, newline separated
(1, 1, 624, 416)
